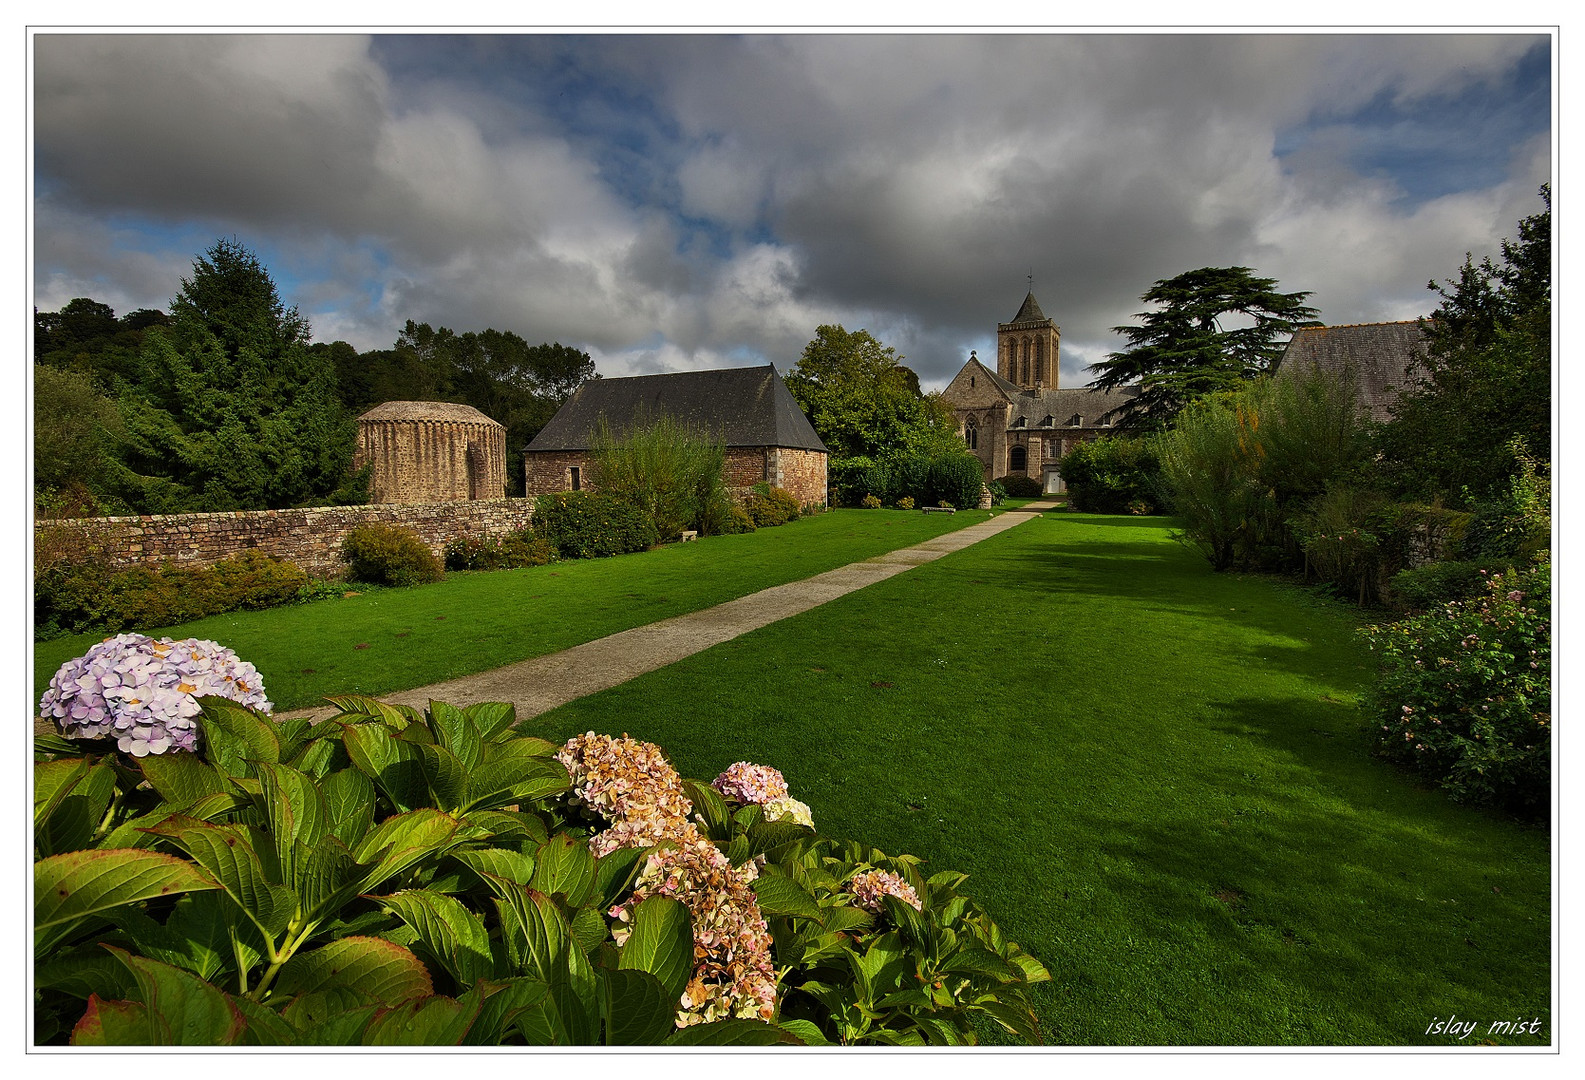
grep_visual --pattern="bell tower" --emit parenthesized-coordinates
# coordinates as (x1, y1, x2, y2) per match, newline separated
(997, 290, 1060, 391)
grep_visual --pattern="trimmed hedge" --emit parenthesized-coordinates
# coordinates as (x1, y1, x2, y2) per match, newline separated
(532, 491, 660, 559)
(34, 549, 309, 639)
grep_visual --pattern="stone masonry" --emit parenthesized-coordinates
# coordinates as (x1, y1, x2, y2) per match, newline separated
(356, 401, 508, 504)
(36, 500, 536, 579)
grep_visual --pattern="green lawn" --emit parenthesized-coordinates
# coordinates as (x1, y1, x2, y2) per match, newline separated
(33, 506, 1551, 1045)
(520, 512, 1552, 1046)
(34, 508, 999, 712)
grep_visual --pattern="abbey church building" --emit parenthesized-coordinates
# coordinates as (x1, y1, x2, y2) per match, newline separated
(941, 292, 1139, 493)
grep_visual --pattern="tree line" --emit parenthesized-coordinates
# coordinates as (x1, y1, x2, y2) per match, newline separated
(34, 239, 596, 516)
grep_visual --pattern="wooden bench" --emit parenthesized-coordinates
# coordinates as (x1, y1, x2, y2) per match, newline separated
(921, 506, 956, 515)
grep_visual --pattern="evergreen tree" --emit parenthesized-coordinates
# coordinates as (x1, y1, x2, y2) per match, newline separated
(1378, 187, 1551, 503)
(1089, 267, 1321, 430)
(110, 239, 362, 512)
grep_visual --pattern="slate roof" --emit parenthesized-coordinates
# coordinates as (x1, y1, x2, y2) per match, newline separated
(359, 401, 502, 428)
(1004, 385, 1141, 430)
(1001, 291, 1050, 326)
(525, 365, 828, 453)
(1273, 321, 1429, 421)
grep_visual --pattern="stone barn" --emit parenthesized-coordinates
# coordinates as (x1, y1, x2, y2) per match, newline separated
(355, 401, 508, 504)
(522, 365, 829, 507)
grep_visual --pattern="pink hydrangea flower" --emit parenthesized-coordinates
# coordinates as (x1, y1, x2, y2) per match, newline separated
(847, 868, 923, 914)
(711, 761, 789, 806)
(39, 634, 270, 756)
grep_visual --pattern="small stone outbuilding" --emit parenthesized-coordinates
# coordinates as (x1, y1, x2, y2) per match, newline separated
(355, 401, 507, 504)
(523, 365, 829, 507)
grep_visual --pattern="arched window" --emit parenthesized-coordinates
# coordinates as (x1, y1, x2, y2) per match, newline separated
(964, 417, 978, 450)
(1034, 339, 1044, 383)
(1010, 445, 1027, 472)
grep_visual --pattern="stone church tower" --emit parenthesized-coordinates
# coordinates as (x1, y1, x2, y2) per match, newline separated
(998, 291, 1060, 390)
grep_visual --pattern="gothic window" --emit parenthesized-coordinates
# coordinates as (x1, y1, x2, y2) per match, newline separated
(1010, 445, 1027, 472)
(964, 418, 978, 450)
(1034, 339, 1044, 383)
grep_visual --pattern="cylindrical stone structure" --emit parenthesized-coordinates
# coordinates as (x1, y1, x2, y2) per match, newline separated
(355, 401, 507, 504)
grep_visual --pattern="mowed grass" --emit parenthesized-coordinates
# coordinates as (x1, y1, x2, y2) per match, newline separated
(34, 507, 996, 713)
(524, 512, 1552, 1046)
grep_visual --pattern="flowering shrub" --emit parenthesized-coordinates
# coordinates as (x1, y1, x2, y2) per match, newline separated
(443, 530, 552, 571)
(1362, 560, 1550, 816)
(712, 761, 790, 805)
(860, 494, 882, 509)
(847, 868, 923, 913)
(896, 495, 916, 510)
(38, 633, 270, 755)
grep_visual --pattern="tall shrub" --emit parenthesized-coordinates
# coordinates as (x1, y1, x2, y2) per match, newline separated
(532, 491, 659, 559)
(1152, 394, 1265, 570)
(589, 413, 731, 538)
(1058, 437, 1163, 513)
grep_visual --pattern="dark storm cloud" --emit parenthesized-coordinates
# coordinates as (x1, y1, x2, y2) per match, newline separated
(32, 31, 1551, 387)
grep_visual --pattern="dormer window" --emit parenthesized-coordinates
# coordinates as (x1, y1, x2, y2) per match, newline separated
(1012, 416, 1026, 428)
(1040, 415, 1054, 427)
(1068, 414, 1084, 427)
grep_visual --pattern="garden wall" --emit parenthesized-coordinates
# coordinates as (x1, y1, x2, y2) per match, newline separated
(35, 500, 537, 579)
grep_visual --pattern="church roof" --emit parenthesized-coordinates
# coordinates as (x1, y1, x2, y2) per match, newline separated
(525, 365, 828, 453)
(1004, 385, 1141, 430)
(1273, 321, 1428, 421)
(1003, 291, 1049, 326)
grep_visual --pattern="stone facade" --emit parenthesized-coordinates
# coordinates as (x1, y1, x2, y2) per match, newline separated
(356, 401, 508, 504)
(526, 446, 827, 508)
(36, 500, 536, 579)
(524, 365, 829, 508)
(942, 291, 1139, 493)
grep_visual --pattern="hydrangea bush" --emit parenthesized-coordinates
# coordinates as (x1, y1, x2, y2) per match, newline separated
(38, 633, 271, 756)
(34, 657, 1049, 1047)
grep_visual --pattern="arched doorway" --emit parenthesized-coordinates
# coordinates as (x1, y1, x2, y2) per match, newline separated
(1009, 445, 1027, 473)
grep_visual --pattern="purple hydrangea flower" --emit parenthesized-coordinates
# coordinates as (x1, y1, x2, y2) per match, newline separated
(39, 634, 271, 756)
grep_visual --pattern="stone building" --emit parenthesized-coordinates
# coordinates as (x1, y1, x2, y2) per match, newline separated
(522, 365, 829, 507)
(941, 291, 1139, 493)
(355, 401, 508, 504)
(1271, 320, 1428, 421)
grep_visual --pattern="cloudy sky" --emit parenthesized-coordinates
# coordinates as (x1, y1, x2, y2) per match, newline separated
(31, 30, 1553, 391)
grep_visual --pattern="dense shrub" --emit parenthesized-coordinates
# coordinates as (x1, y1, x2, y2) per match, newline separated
(896, 495, 916, 510)
(1388, 560, 1495, 610)
(533, 491, 660, 559)
(1458, 439, 1551, 563)
(860, 494, 882, 509)
(33, 683, 1050, 1046)
(1362, 561, 1550, 817)
(590, 412, 733, 538)
(831, 451, 981, 509)
(742, 483, 801, 527)
(1292, 485, 1392, 606)
(341, 523, 444, 587)
(1156, 364, 1372, 573)
(444, 530, 553, 571)
(1056, 437, 1161, 513)
(34, 549, 309, 638)
(996, 474, 1043, 498)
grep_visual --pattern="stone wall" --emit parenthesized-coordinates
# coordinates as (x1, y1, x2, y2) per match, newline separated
(36, 500, 536, 579)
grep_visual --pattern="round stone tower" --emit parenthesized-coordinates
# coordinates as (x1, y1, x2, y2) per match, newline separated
(355, 401, 507, 504)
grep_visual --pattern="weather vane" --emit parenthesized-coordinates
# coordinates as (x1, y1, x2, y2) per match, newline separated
(1027, 268, 1034, 291)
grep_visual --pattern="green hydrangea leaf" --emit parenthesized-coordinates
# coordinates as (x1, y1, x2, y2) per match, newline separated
(35, 847, 220, 953)
(603, 967, 677, 1045)
(273, 936, 433, 1005)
